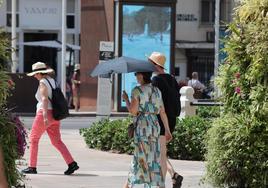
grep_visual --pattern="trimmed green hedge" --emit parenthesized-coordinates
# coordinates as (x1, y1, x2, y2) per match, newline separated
(80, 118, 133, 154)
(80, 115, 212, 161)
(167, 116, 211, 161)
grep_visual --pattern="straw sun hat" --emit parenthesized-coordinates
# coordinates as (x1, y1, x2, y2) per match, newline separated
(27, 62, 54, 76)
(147, 52, 166, 69)
(74, 64, 80, 71)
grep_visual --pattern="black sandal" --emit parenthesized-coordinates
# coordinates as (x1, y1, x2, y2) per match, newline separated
(172, 172, 183, 188)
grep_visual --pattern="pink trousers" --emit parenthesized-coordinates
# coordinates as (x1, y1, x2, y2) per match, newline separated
(29, 110, 74, 167)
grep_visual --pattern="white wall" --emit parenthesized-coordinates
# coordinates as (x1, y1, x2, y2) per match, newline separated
(175, 49, 187, 81)
(176, 0, 214, 42)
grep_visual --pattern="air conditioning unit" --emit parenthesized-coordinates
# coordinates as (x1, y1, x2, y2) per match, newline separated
(206, 31, 215, 43)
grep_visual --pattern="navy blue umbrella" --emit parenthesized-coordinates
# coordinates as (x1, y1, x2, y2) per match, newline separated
(90, 56, 156, 77)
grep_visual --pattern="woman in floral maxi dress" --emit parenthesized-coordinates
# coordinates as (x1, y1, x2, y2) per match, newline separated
(122, 72, 172, 188)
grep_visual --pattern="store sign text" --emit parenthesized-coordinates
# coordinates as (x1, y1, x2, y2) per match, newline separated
(24, 7, 58, 15)
(177, 14, 198, 22)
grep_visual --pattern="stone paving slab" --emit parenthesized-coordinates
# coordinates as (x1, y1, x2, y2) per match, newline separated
(18, 117, 212, 188)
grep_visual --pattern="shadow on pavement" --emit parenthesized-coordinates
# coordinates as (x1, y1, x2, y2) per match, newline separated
(37, 173, 98, 177)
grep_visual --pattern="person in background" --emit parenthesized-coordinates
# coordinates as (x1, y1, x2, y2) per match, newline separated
(0, 146, 8, 188)
(66, 78, 72, 108)
(188, 72, 206, 99)
(72, 64, 81, 112)
(22, 62, 79, 175)
(122, 71, 172, 188)
(149, 52, 183, 188)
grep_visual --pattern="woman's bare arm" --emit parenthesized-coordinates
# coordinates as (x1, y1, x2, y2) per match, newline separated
(39, 82, 49, 125)
(159, 106, 172, 142)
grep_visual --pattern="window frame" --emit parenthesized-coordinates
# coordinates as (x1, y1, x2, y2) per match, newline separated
(6, 0, 20, 27)
(67, 0, 76, 29)
(200, 0, 215, 26)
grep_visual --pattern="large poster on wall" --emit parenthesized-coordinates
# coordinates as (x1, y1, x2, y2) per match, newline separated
(121, 5, 172, 106)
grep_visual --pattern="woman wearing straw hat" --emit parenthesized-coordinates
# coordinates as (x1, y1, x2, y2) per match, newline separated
(122, 71, 172, 188)
(148, 52, 184, 188)
(72, 64, 81, 112)
(22, 62, 79, 175)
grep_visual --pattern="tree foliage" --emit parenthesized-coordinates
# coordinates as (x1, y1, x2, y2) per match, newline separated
(205, 0, 268, 187)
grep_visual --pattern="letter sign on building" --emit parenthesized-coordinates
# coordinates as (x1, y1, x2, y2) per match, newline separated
(20, 0, 61, 29)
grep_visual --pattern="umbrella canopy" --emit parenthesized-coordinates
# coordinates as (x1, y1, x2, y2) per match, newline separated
(90, 56, 156, 77)
(22, 40, 80, 51)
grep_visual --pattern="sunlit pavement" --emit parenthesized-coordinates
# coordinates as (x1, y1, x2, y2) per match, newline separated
(18, 117, 212, 188)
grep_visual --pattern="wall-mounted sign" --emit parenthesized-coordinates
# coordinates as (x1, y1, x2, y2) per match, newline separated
(177, 14, 198, 22)
(99, 41, 115, 60)
(20, 0, 61, 29)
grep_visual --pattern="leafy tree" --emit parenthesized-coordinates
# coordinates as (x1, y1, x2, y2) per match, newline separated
(0, 3, 23, 187)
(205, 0, 268, 187)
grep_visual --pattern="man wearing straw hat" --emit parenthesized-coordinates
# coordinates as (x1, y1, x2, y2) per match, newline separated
(149, 52, 183, 188)
(22, 62, 79, 175)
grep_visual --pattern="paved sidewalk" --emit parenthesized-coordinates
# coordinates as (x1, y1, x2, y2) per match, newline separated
(18, 118, 211, 188)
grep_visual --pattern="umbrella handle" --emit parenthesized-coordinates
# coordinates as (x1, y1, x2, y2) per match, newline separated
(123, 74, 125, 91)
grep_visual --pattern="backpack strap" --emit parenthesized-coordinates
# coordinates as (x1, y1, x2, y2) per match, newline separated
(44, 78, 53, 89)
(44, 78, 54, 101)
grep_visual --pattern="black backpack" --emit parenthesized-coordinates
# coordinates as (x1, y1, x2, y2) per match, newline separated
(45, 78, 69, 120)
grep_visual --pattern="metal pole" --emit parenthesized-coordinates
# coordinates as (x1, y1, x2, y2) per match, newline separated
(11, 0, 17, 73)
(61, 0, 67, 96)
(214, 0, 220, 97)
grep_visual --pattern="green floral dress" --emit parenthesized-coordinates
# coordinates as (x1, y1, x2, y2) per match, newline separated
(128, 84, 165, 188)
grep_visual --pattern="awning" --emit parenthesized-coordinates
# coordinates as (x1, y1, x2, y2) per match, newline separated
(176, 42, 214, 49)
(21, 40, 80, 51)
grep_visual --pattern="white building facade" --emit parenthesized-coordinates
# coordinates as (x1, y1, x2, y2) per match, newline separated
(0, 0, 81, 81)
(174, 0, 235, 85)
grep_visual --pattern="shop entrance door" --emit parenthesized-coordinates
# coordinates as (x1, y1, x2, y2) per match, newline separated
(24, 33, 58, 74)
(186, 49, 214, 85)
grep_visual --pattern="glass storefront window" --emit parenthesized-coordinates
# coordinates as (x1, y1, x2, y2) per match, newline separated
(67, 0, 75, 14)
(121, 5, 172, 107)
(67, 0, 75, 29)
(7, 0, 19, 12)
(6, 0, 19, 27)
(6, 14, 19, 27)
(67, 15, 75, 29)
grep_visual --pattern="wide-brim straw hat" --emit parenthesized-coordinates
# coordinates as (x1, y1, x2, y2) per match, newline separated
(147, 52, 166, 69)
(74, 64, 80, 71)
(27, 62, 54, 76)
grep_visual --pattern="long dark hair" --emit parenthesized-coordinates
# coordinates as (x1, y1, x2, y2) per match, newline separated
(137, 72, 152, 84)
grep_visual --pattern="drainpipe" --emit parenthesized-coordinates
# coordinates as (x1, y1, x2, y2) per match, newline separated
(214, 0, 220, 97)
(61, 0, 67, 95)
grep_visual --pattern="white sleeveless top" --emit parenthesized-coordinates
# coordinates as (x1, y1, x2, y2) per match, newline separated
(35, 77, 56, 112)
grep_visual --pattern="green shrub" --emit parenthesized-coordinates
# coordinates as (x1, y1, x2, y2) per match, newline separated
(205, 0, 268, 187)
(80, 118, 133, 154)
(167, 116, 212, 161)
(0, 69, 22, 186)
(0, 109, 21, 187)
(81, 116, 212, 161)
(205, 114, 268, 187)
(197, 106, 221, 119)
